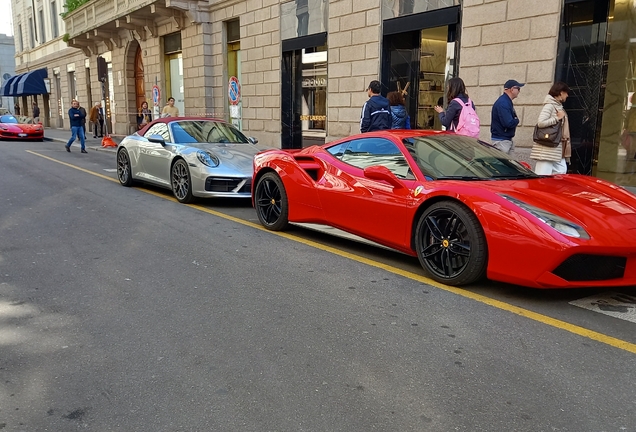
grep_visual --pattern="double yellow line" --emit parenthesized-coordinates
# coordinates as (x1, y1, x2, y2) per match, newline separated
(28, 150, 636, 355)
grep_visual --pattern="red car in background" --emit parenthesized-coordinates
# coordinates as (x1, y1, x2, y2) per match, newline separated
(252, 130, 636, 289)
(0, 114, 44, 141)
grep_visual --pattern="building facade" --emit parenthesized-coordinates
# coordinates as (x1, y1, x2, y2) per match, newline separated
(9, 0, 636, 186)
(0, 34, 16, 112)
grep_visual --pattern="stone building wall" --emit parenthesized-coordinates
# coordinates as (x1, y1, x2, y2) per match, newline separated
(326, 0, 382, 141)
(460, 0, 562, 156)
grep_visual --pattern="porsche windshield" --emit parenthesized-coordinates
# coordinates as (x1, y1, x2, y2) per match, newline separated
(170, 120, 249, 144)
(403, 135, 538, 180)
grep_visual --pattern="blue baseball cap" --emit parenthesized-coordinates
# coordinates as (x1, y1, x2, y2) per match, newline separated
(504, 80, 525, 89)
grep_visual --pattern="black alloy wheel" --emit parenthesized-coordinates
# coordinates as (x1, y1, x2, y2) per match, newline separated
(255, 172, 289, 231)
(171, 159, 194, 203)
(117, 148, 134, 187)
(414, 201, 487, 286)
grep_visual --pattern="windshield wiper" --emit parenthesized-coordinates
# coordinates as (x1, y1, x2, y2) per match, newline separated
(489, 173, 539, 179)
(435, 176, 484, 181)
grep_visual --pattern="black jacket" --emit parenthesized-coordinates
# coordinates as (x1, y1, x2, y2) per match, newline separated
(438, 94, 474, 131)
(360, 95, 392, 132)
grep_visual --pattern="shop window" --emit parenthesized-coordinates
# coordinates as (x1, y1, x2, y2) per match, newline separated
(163, 32, 184, 117)
(50, 2, 59, 39)
(227, 19, 242, 129)
(555, 0, 610, 176)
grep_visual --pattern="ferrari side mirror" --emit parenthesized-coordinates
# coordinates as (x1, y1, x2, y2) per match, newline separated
(364, 165, 405, 189)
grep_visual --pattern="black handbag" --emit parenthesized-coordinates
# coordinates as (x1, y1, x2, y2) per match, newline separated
(533, 119, 563, 147)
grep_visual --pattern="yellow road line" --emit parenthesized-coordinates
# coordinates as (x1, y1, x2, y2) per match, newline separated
(29, 150, 636, 354)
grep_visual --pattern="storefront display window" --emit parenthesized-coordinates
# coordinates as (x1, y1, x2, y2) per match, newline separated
(596, 0, 636, 185)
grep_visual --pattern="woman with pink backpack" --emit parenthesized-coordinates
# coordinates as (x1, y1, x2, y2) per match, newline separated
(434, 77, 481, 138)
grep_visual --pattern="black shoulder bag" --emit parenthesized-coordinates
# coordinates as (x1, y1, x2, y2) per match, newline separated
(533, 119, 563, 148)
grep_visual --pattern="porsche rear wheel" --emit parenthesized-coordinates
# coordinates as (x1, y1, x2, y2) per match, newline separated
(255, 172, 289, 231)
(414, 201, 487, 286)
(171, 159, 194, 204)
(117, 148, 134, 187)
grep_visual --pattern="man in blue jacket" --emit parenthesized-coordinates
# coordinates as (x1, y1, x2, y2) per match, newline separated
(491, 79, 523, 154)
(360, 80, 391, 133)
(66, 99, 87, 153)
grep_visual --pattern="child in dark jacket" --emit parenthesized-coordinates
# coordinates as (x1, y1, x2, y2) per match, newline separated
(388, 91, 411, 129)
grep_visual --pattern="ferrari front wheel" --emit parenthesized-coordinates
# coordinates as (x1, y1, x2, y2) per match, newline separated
(117, 148, 134, 187)
(255, 172, 289, 231)
(171, 159, 194, 204)
(414, 201, 487, 286)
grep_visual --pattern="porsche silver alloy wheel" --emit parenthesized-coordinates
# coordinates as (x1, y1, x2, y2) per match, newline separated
(255, 172, 289, 231)
(415, 201, 487, 286)
(171, 159, 194, 203)
(117, 148, 134, 187)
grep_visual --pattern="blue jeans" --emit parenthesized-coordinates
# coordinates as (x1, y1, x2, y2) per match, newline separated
(66, 126, 85, 150)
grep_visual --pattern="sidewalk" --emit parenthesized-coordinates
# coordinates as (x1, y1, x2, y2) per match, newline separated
(44, 127, 121, 153)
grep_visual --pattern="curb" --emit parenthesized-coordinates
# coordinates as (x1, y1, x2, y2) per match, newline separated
(44, 136, 117, 153)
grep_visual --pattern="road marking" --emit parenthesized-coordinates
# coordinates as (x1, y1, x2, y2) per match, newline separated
(27, 150, 636, 355)
(103, 168, 117, 173)
(570, 293, 636, 323)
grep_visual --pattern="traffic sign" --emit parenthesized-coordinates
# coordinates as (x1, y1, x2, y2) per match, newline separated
(152, 85, 160, 106)
(228, 76, 240, 105)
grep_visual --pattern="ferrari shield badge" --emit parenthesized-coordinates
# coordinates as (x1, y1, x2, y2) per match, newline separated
(413, 185, 423, 197)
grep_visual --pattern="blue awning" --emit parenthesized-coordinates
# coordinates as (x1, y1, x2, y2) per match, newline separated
(1, 68, 48, 96)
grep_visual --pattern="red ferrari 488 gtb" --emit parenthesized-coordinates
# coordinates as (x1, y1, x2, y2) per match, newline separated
(0, 114, 44, 141)
(252, 130, 636, 289)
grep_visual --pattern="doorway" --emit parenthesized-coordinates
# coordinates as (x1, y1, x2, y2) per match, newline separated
(281, 33, 327, 149)
(382, 7, 459, 130)
(134, 45, 146, 114)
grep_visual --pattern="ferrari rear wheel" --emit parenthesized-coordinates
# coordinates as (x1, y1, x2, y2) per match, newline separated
(255, 172, 289, 231)
(171, 159, 194, 204)
(117, 148, 134, 187)
(415, 201, 487, 286)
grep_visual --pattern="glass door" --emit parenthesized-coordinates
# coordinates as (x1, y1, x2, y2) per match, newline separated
(383, 24, 456, 130)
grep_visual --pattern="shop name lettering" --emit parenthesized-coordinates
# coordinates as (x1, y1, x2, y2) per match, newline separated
(300, 115, 327, 121)
(302, 77, 327, 87)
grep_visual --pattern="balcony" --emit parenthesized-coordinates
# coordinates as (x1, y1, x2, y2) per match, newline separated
(62, 0, 209, 56)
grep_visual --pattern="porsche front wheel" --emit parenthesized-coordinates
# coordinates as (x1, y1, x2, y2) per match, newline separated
(117, 148, 134, 187)
(414, 201, 487, 286)
(255, 172, 289, 231)
(171, 159, 194, 204)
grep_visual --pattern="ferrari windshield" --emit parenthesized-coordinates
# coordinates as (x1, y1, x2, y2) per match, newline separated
(0, 115, 18, 124)
(403, 135, 538, 180)
(170, 120, 249, 144)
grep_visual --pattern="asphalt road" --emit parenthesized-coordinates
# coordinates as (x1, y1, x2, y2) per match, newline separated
(1, 139, 635, 431)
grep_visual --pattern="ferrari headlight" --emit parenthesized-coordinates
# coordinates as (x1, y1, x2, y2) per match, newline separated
(196, 150, 219, 167)
(500, 194, 590, 240)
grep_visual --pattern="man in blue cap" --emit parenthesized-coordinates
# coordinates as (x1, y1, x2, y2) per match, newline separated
(491, 79, 524, 154)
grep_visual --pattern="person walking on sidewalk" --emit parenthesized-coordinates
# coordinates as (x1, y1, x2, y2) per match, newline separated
(360, 80, 391, 133)
(89, 102, 104, 137)
(491, 79, 523, 154)
(65, 99, 87, 153)
(32, 102, 40, 123)
(161, 97, 179, 118)
(79, 103, 87, 135)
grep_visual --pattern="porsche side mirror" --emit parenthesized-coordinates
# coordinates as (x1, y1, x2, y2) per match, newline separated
(248, 137, 259, 144)
(363, 165, 405, 189)
(147, 134, 166, 146)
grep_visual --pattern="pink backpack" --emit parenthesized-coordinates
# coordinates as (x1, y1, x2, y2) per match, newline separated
(451, 97, 480, 138)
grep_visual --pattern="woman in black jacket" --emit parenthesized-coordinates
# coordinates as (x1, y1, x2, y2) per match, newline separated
(434, 77, 474, 131)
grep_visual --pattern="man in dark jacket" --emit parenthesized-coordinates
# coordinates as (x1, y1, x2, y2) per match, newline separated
(360, 80, 391, 133)
(491, 79, 523, 154)
(65, 99, 87, 153)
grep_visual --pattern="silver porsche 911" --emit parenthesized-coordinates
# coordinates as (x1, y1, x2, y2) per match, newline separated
(116, 117, 264, 203)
